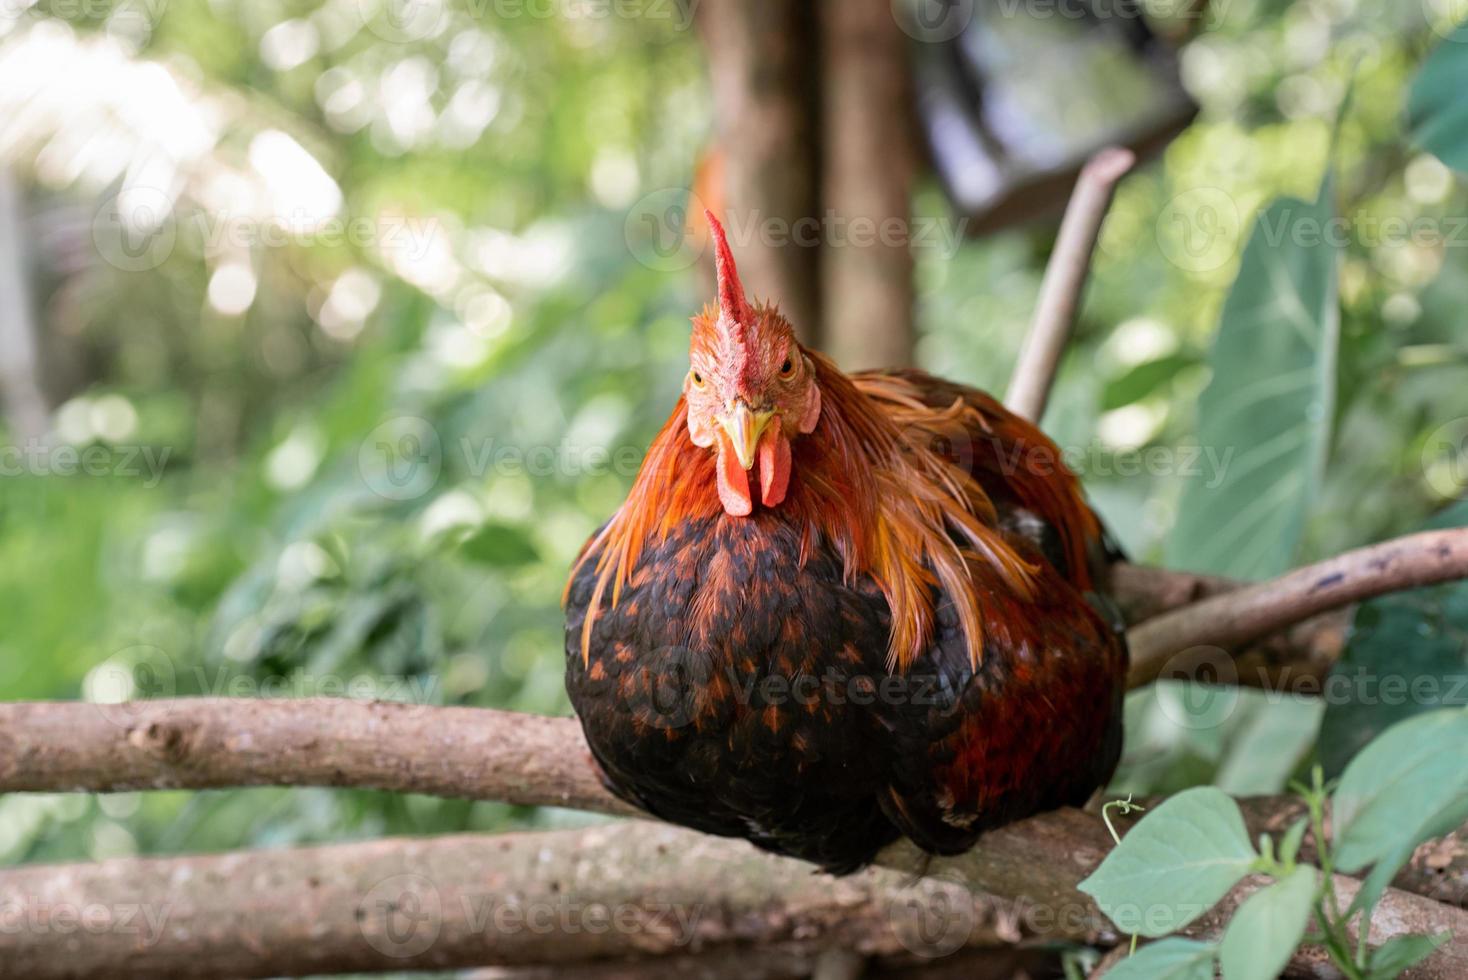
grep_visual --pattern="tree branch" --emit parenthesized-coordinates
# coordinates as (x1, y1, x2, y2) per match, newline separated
(0, 820, 1020, 977)
(1127, 528, 1468, 687)
(0, 794, 1463, 978)
(0, 698, 634, 815)
(1005, 147, 1135, 422)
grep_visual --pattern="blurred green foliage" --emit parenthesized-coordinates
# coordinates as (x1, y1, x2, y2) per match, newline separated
(0, 0, 1465, 868)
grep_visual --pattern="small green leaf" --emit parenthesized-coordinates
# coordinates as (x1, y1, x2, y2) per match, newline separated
(457, 523, 540, 567)
(1408, 19, 1468, 172)
(1278, 816, 1309, 867)
(1080, 787, 1258, 937)
(1332, 709, 1468, 873)
(1219, 867, 1317, 980)
(1101, 353, 1200, 411)
(1100, 938, 1217, 980)
(1367, 933, 1451, 980)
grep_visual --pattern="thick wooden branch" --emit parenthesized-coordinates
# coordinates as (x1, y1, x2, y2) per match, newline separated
(0, 793, 1464, 977)
(1127, 528, 1468, 687)
(0, 698, 634, 815)
(1006, 147, 1135, 422)
(1110, 563, 1351, 692)
(0, 820, 1021, 977)
(2, 699, 1468, 976)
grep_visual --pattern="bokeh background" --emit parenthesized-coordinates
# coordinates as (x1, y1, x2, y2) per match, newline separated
(1, 0, 1465, 869)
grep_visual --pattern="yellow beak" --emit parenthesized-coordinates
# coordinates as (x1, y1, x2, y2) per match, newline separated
(719, 403, 775, 470)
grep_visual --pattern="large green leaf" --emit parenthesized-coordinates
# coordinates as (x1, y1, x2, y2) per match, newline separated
(1408, 20, 1468, 172)
(1331, 708, 1468, 874)
(1079, 787, 1258, 937)
(1165, 183, 1340, 579)
(1219, 867, 1317, 980)
(1101, 938, 1217, 980)
(1319, 499, 1468, 775)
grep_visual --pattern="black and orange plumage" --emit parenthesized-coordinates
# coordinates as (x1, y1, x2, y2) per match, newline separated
(564, 212, 1127, 873)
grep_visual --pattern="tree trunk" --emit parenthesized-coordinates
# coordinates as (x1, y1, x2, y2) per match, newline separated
(818, 0, 916, 370)
(696, 0, 822, 345)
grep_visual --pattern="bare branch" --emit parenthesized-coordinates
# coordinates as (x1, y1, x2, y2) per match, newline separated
(1112, 563, 1351, 692)
(0, 820, 1021, 977)
(0, 698, 633, 815)
(0, 802, 1463, 978)
(1127, 527, 1468, 687)
(1006, 147, 1135, 422)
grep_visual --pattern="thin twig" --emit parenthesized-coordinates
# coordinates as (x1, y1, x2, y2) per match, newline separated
(1127, 528, 1468, 687)
(1006, 147, 1135, 421)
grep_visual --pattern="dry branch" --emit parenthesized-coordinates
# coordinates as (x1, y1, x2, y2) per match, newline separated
(0, 790, 1464, 977)
(0, 698, 632, 814)
(1006, 147, 1135, 422)
(2, 699, 1468, 977)
(1127, 528, 1468, 687)
(0, 820, 1053, 978)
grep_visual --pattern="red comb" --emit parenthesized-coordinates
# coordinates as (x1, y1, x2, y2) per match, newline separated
(705, 208, 750, 341)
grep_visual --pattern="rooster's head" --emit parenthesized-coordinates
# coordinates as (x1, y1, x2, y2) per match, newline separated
(685, 210, 822, 517)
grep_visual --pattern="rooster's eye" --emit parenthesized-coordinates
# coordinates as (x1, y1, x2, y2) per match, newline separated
(779, 358, 795, 377)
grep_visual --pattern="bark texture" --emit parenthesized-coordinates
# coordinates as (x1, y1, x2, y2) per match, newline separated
(818, 0, 916, 369)
(0, 806, 1464, 977)
(697, 0, 821, 344)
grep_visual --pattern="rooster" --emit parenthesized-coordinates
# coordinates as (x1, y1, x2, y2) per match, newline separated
(564, 212, 1126, 873)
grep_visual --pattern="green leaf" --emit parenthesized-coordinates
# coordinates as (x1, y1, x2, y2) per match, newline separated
(1319, 500, 1468, 776)
(1278, 816, 1309, 867)
(1367, 933, 1451, 980)
(1079, 787, 1258, 937)
(1102, 353, 1201, 411)
(1165, 180, 1340, 579)
(1100, 938, 1217, 980)
(1408, 20, 1468, 172)
(457, 523, 540, 567)
(1331, 708, 1468, 873)
(1219, 867, 1317, 980)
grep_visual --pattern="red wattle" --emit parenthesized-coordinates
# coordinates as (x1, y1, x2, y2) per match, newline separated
(759, 427, 791, 507)
(716, 434, 753, 516)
